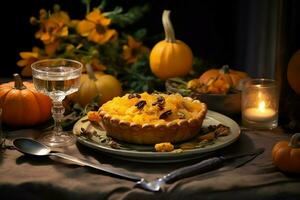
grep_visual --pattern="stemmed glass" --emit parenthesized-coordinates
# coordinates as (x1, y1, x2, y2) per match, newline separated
(31, 58, 82, 147)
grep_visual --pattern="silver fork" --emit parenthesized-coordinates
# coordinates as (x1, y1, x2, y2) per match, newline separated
(135, 148, 265, 192)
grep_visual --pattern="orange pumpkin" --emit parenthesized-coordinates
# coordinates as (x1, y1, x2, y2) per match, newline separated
(287, 50, 300, 95)
(0, 74, 52, 126)
(199, 65, 248, 89)
(72, 64, 122, 107)
(272, 133, 300, 173)
(150, 10, 193, 79)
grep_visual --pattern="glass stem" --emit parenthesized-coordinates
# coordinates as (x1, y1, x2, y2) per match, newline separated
(52, 101, 65, 135)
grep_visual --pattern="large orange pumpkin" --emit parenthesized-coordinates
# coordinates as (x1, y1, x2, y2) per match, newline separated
(199, 65, 249, 89)
(150, 10, 193, 79)
(287, 50, 300, 95)
(272, 133, 300, 173)
(0, 74, 52, 126)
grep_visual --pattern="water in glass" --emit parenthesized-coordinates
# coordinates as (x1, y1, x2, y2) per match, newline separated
(31, 59, 82, 147)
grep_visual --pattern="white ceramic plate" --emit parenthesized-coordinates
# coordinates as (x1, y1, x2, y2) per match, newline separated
(73, 110, 240, 163)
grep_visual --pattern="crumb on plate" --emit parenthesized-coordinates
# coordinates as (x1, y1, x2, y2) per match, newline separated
(87, 111, 101, 122)
(155, 142, 174, 152)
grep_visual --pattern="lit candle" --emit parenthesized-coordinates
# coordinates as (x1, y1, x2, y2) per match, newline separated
(242, 79, 279, 129)
(244, 101, 276, 122)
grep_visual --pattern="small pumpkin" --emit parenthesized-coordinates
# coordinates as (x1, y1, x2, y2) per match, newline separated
(73, 64, 122, 107)
(150, 10, 193, 80)
(187, 65, 248, 94)
(287, 50, 300, 95)
(0, 74, 52, 126)
(272, 133, 300, 173)
(199, 65, 248, 89)
(187, 76, 231, 94)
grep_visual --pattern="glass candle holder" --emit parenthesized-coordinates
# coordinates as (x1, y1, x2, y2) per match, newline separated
(242, 79, 279, 129)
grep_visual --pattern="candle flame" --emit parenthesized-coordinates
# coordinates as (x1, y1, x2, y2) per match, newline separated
(258, 92, 262, 99)
(258, 101, 266, 112)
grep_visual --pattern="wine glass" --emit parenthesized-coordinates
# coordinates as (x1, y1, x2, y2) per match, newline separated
(31, 58, 82, 147)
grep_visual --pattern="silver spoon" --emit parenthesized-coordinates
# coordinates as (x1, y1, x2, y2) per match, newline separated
(13, 138, 264, 192)
(13, 138, 142, 182)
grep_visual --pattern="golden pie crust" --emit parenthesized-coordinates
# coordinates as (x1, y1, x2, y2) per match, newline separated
(98, 93, 207, 144)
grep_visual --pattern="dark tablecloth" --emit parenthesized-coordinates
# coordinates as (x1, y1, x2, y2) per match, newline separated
(0, 128, 300, 200)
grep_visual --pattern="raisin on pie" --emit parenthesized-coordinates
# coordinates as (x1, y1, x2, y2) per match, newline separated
(98, 92, 207, 144)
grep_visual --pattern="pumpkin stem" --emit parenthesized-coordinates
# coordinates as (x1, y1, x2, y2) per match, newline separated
(289, 133, 300, 148)
(85, 63, 97, 81)
(220, 65, 230, 74)
(13, 73, 26, 90)
(162, 10, 176, 43)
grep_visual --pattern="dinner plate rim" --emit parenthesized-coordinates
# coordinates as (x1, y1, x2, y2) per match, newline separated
(73, 110, 241, 163)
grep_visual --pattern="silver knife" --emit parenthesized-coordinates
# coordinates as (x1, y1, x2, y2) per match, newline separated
(135, 148, 265, 192)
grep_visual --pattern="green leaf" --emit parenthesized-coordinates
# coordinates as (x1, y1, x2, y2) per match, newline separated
(98, 0, 107, 10)
(134, 29, 147, 40)
(103, 6, 123, 17)
(169, 78, 188, 85)
(81, 0, 91, 13)
(119, 55, 165, 93)
(190, 57, 211, 77)
(142, 84, 149, 91)
(109, 4, 150, 27)
(53, 4, 60, 12)
(81, 0, 91, 5)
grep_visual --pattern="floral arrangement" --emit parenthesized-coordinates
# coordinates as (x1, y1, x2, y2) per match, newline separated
(16, 0, 163, 92)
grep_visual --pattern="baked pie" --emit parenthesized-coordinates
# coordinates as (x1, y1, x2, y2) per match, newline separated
(98, 92, 207, 144)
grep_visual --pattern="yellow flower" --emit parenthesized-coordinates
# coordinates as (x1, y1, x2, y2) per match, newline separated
(17, 47, 40, 77)
(91, 57, 107, 71)
(45, 40, 60, 56)
(35, 10, 70, 44)
(122, 36, 149, 64)
(78, 57, 106, 73)
(76, 9, 117, 44)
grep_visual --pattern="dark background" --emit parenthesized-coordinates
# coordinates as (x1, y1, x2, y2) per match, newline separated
(6, 0, 238, 77)
(1, 0, 300, 129)
(3, 0, 299, 78)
